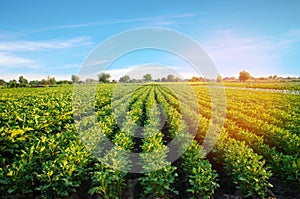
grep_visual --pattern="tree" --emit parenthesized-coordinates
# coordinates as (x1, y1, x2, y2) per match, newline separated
(49, 77, 56, 85)
(0, 79, 6, 86)
(143, 74, 152, 82)
(239, 71, 251, 82)
(190, 76, 204, 82)
(8, 79, 19, 88)
(61, 80, 70, 84)
(98, 72, 111, 83)
(175, 77, 181, 82)
(167, 74, 175, 82)
(217, 75, 223, 82)
(86, 78, 94, 84)
(29, 80, 39, 87)
(119, 75, 130, 83)
(161, 77, 167, 82)
(129, 78, 136, 83)
(19, 76, 28, 87)
(40, 79, 48, 86)
(71, 75, 80, 84)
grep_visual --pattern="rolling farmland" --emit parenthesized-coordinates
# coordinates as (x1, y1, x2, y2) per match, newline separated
(0, 83, 299, 199)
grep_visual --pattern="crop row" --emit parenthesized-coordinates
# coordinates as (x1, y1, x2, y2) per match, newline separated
(158, 85, 273, 197)
(1, 84, 298, 198)
(155, 86, 219, 198)
(172, 85, 300, 185)
(170, 85, 299, 184)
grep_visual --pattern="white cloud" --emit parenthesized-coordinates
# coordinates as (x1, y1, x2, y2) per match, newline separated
(0, 52, 35, 67)
(0, 37, 92, 68)
(200, 30, 282, 77)
(106, 65, 138, 80)
(63, 63, 80, 69)
(196, 29, 300, 77)
(0, 37, 91, 52)
(32, 13, 199, 32)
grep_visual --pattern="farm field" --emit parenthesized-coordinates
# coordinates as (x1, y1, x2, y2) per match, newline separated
(0, 83, 299, 199)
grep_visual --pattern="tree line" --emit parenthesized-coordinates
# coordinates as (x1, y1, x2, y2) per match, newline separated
(1, 71, 298, 88)
(71, 73, 183, 84)
(0, 75, 70, 88)
(119, 74, 182, 83)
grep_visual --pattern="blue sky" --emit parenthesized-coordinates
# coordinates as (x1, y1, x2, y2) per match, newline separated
(0, 0, 299, 81)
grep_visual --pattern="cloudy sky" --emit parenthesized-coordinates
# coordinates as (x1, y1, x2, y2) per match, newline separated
(0, 0, 299, 81)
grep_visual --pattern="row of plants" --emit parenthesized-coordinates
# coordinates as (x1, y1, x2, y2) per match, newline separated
(225, 89, 300, 135)
(155, 86, 219, 198)
(190, 86, 300, 186)
(139, 86, 179, 198)
(87, 85, 152, 198)
(224, 118, 300, 184)
(194, 86, 300, 135)
(158, 85, 273, 197)
(0, 87, 94, 198)
(190, 95, 299, 185)
(1, 83, 298, 198)
(193, 87, 300, 156)
(223, 82, 300, 91)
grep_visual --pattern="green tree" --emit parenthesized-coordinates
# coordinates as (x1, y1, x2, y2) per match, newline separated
(119, 75, 130, 83)
(29, 80, 39, 87)
(8, 79, 19, 88)
(143, 74, 152, 82)
(61, 80, 70, 84)
(40, 79, 48, 86)
(175, 77, 181, 82)
(98, 72, 111, 83)
(18, 76, 28, 87)
(129, 78, 137, 83)
(167, 74, 175, 82)
(71, 75, 80, 84)
(85, 78, 94, 84)
(49, 77, 56, 85)
(0, 79, 6, 86)
(239, 71, 251, 82)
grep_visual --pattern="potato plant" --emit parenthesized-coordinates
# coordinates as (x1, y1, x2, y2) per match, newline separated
(0, 83, 299, 198)
(139, 87, 179, 198)
(156, 87, 219, 198)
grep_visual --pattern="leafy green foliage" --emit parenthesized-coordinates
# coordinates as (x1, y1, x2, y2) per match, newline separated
(0, 83, 299, 198)
(89, 163, 126, 199)
(139, 87, 179, 198)
(218, 137, 272, 197)
(0, 126, 91, 198)
(156, 86, 219, 198)
(182, 142, 219, 199)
